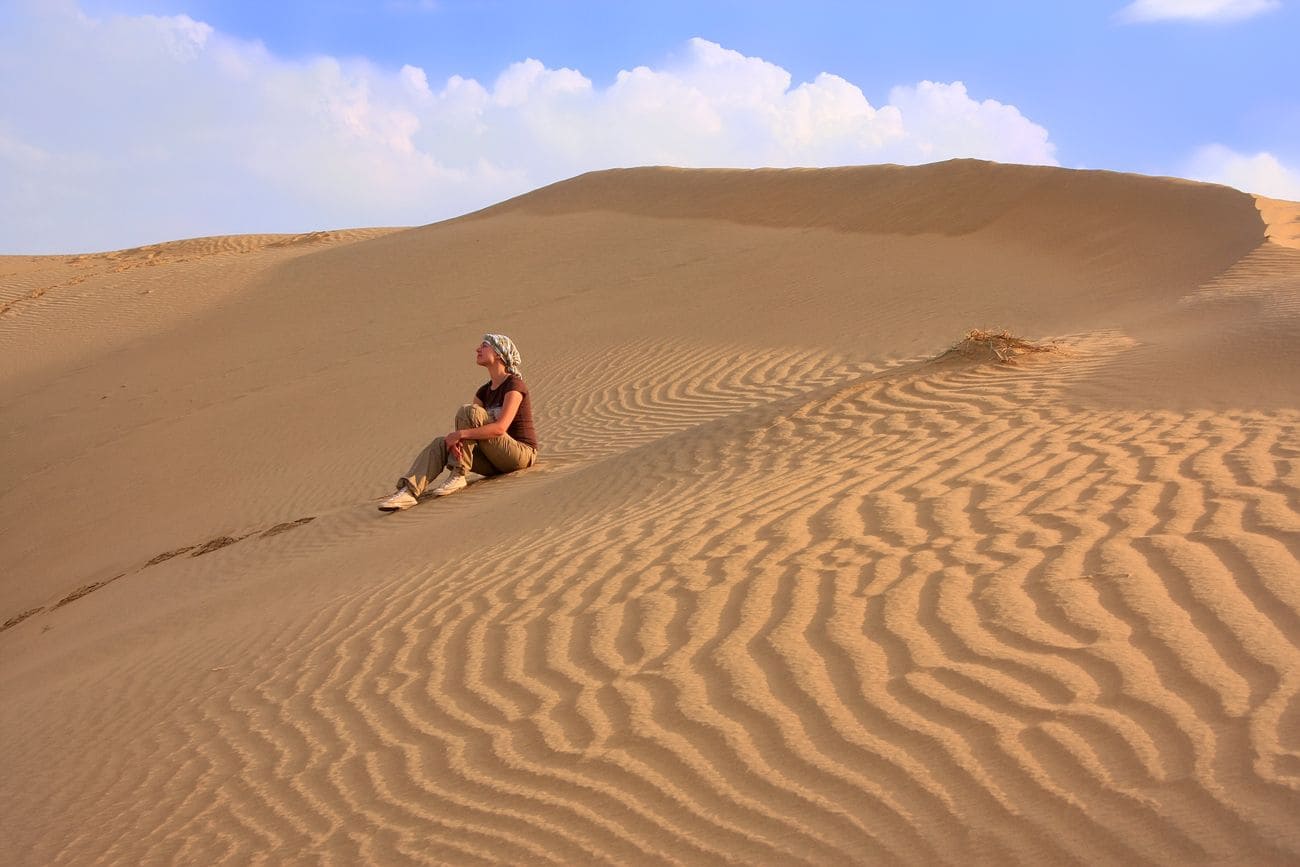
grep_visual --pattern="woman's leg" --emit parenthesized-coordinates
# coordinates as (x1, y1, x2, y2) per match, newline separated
(448, 404, 492, 474)
(476, 433, 537, 474)
(401, 404, 490, 495)
(399, 435, 452, 497)
(468, 449, 501, 477)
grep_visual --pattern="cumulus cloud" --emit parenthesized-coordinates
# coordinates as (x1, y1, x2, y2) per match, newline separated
(1115, 0, 1280, 23)
(1184, 145, 1300, 199)
(0, 3, 1057, 253)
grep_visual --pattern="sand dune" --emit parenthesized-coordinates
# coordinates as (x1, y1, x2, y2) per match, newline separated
(2, 160, 1299, 864)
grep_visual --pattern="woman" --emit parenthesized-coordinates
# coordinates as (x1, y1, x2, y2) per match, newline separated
(379, 333, 538, 511)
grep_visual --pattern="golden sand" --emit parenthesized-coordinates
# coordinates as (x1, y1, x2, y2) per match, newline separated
(2, 160, 1298, 864)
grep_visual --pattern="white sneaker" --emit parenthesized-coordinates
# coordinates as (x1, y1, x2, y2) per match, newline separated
(431, 472, 469, 497)
(378, 487, 418, 511)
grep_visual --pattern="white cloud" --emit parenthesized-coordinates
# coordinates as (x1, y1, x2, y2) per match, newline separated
(0, 5, 1058, 253)
(1116, 0, 1280, 23)
(887, 81, 1054, 164)
(1184, 145, 1300, 199)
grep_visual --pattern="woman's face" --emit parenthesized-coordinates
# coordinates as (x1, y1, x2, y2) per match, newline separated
(475, 340, 496, 366)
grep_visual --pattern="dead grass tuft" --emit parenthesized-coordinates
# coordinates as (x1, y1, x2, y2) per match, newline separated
(190, 536, 240, 557)
(1, 606, 44, 633)
(947, 329, 1055, 364)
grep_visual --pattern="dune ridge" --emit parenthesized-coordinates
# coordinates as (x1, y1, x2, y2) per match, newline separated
(473, 161, 1264, 288)
(2, 162, 1299, 864)
(1257, 197, 1300, 249)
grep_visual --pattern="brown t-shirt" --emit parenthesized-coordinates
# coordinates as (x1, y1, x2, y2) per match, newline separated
(475, 374, 538, 450)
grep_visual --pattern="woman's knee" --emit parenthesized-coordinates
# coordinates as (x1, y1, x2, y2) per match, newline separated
(455, 403, 489, 426)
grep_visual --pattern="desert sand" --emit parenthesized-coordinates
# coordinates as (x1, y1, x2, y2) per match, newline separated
(2, 160, 1299, 864)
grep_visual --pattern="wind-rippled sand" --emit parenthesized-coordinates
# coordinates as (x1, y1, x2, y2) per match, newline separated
(2, 161, 1299, 864)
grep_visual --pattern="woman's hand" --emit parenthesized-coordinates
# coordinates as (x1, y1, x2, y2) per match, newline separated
(445, 430, 469, 463)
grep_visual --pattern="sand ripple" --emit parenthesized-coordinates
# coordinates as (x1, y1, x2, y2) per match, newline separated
(6, 339, 1299, 865)
(3, 165, 1298, 865)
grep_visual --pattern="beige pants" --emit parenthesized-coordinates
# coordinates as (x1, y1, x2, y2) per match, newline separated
(400, 404, 537, 496)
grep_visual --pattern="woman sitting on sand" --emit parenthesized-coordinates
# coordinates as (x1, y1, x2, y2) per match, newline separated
(379, 333, 538, 510)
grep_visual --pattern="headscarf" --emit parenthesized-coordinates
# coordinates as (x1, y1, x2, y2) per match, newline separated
(483, 333, 522, 375)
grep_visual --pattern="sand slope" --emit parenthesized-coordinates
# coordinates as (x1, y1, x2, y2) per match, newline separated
(2, 160, 1299, 864)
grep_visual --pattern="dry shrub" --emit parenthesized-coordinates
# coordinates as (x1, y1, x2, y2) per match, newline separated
(949, 329, 1054, 364)
(190, 535, 240, 557)
(1, 607, 43, 633)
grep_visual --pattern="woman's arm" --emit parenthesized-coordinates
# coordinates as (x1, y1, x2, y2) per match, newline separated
(450, 390, 522, 443)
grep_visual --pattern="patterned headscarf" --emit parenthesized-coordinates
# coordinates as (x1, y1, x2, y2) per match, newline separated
(483, 333, 522, 375)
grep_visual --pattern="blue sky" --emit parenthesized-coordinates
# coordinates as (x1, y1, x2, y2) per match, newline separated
(4, 0, 1298, 252)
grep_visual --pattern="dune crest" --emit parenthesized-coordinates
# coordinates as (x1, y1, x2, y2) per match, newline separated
(2, 162, 1298, 864)
(1257, 196, 1300, 249)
